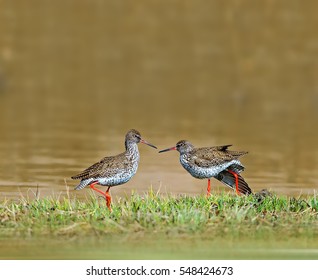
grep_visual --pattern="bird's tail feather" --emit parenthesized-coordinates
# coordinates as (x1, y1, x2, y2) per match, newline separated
(227, 164, 245, 174)
(215, 170, 252, 195)
(73, 178, 95, 190)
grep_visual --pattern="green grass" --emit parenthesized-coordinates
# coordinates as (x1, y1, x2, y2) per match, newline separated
(0, 190, 317, 259)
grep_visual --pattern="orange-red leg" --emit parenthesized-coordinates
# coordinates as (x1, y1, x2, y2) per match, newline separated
(89, 182, 112, 211)
(207, 178, 211, 197)
(227, 170, 240, 195)
(89, 181, 105, 196)
(105, 186, 112, 211)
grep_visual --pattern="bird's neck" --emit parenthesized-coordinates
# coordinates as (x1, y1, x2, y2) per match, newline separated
(125, 141, 140, 159)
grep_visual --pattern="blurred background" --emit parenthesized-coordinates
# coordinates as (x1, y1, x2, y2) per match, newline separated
(0, 0, 318, 200)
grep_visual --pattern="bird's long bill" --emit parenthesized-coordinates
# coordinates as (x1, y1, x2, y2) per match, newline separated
(140, 139, 157, 149)
(158, 146, 176, 153)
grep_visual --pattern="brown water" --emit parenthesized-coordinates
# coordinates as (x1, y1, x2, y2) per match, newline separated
(1, 1, 318, 200)
(1, 236, 318, 260)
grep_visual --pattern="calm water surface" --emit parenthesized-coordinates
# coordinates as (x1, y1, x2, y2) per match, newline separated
(1, 236, 317, 260)
(0, 1, 318, 201)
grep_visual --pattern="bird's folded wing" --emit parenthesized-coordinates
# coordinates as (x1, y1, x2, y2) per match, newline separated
(71, 154, 125, 180)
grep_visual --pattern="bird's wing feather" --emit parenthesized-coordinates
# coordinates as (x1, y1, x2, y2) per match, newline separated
(192, 146, 247, 168)
(214, 144, 233, 151)
(215, 170, 252, 195)
(192, 147, 234, 168)
(71, 153, 127, 180)
(193, 154, 226, 167)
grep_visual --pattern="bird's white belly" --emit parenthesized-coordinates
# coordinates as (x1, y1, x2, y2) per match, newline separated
(180, 157, 240, 179)
(96, 163, 138, 186)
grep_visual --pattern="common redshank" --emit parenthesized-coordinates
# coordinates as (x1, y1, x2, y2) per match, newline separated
(71, 129, 157, 210)
(159, 140, 252, 196)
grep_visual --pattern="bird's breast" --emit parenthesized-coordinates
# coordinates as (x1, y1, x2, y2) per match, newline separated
(180, 155, 241, 179)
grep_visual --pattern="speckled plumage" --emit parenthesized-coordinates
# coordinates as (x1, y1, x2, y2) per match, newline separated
(178, 142, 247, 178)
(71, 129, 157, 210)
(72, 144, 140, 190)
(159, 140, 252, 195)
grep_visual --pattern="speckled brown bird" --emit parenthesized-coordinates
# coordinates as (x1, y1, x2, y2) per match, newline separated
(159, 140, 252, 196)
(71, 129, 157, 210)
